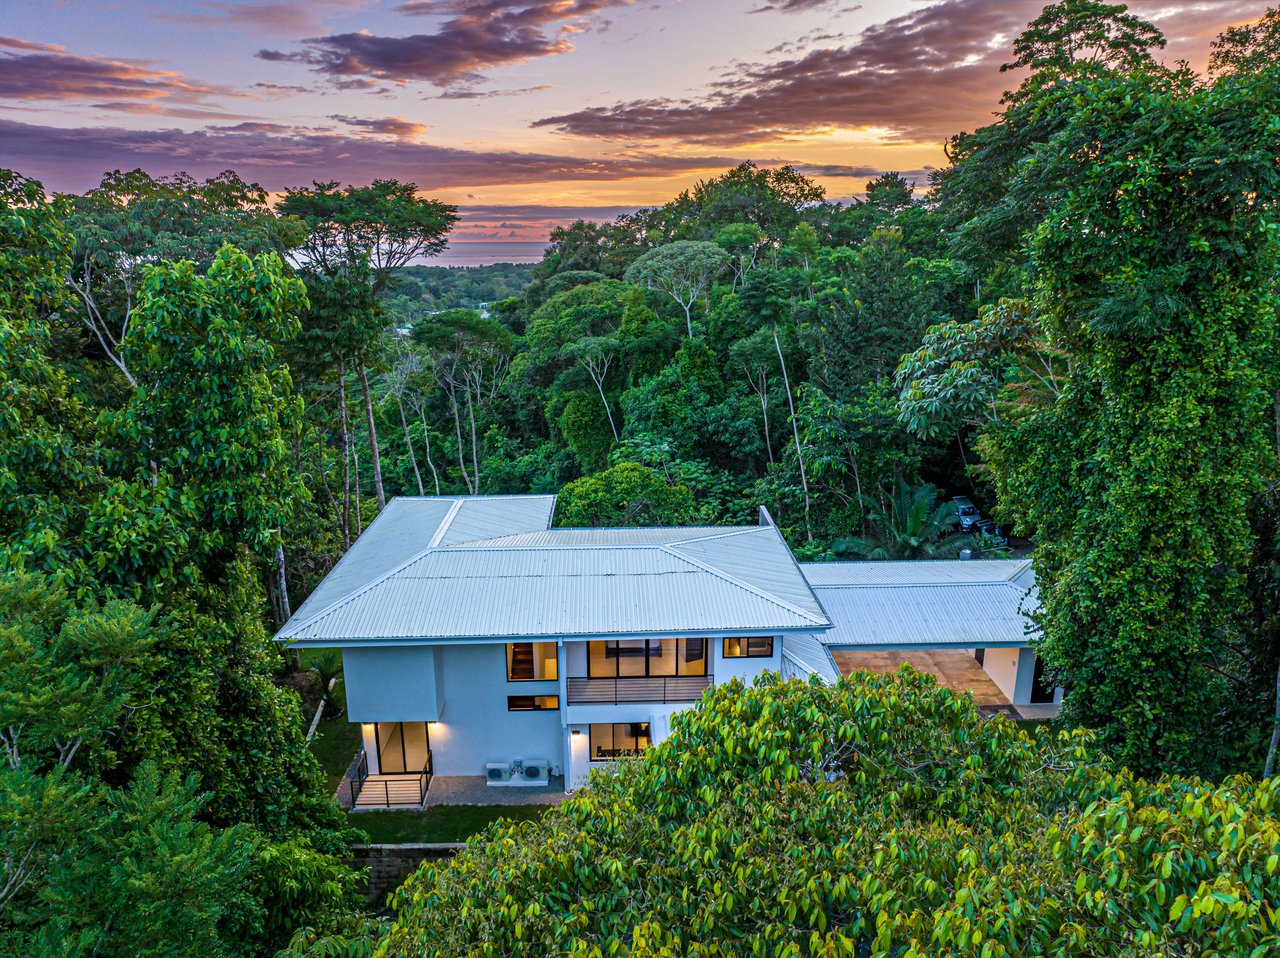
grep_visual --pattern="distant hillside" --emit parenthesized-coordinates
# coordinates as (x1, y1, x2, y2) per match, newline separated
(392, 262, 536, 310)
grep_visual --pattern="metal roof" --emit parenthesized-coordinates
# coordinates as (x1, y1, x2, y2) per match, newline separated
(284, 495, 555, 629)
(798, 559, 1039, 649)
(780, 634, 841, 684)
(278, 502, 831, 645)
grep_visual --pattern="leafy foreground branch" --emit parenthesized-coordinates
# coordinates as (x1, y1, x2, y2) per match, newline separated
(381, 670, 1280, 957)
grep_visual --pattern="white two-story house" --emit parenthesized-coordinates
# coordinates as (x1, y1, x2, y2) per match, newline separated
(278, 495, 1057, 808)
(277, 495, 841, 805)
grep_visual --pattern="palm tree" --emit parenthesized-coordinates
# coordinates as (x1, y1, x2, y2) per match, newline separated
(834, 481, 973, 560)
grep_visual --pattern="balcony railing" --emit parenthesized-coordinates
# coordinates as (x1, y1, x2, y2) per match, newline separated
(342, 751, 432, 809)
(567, 675, 711, 705)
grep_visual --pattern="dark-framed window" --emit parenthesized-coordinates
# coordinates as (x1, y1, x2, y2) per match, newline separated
(589, 722, 651, 760)
(507, 694, 560, 712)
(723, 636, 774, 659)
(587, 639, 707, 678)
(374, 721, 431, 774)
(506, 642, 558, 681)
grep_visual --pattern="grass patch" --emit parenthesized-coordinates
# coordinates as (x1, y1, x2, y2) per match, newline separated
(351, 805, 548, 844)
(306, 679, 362, 792)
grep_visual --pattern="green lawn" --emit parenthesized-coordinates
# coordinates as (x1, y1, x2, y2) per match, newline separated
(306, 677, 362, 792)
(350, 804, 547, 844)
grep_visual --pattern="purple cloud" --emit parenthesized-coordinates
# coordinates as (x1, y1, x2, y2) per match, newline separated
(533, 0, 1263, 146)
(258, 0, 636, 89)
(0, 117, 742, 194)
(331, 114, 430, 138)
(0, 37, 236, 106)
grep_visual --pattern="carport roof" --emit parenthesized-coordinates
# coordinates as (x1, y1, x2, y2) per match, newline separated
(799, 559, 1039, 650)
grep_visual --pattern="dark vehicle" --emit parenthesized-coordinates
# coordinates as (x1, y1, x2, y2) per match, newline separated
(952, 496, 981, 532)
(973, 518, 1007, 546)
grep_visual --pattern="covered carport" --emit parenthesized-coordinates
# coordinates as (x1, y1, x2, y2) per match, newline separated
(800, 559, 1061, 720)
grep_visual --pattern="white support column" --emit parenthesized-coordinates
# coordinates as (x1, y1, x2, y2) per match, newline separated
(361, 723, 380, 775)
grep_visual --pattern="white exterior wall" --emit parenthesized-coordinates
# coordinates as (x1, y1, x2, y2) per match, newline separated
(344, 646, 442, 722)
(981, 647, 1061, 706)
(346, 635, 790, 788)
(981, 647, 1020, 703)
(711, 636, 782, 686)
(431, 643, 563, 777)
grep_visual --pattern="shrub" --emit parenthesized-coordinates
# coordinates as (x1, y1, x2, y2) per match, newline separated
(379, 669, 1280, 956)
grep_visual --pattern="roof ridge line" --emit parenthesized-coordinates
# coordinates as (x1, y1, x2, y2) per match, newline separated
(660, 543, 828, 627)
(280, 543, 444, 638)
(427, 498, 466, 548)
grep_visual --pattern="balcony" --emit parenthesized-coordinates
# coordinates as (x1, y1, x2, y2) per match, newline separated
(566, 675, 711, 705)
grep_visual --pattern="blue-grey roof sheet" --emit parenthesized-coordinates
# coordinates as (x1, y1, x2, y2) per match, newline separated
(799, 559, 1039, 649)
(780, 634, 841, 683)
(283, 495, 555, 630)
(279, 509, 831, 645)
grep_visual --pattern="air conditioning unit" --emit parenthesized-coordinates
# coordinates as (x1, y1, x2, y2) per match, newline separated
(485, 762, 511, 785)
(508, 758, 550, 786)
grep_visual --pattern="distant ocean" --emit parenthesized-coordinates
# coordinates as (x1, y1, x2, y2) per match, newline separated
(433, 241, 549, 267)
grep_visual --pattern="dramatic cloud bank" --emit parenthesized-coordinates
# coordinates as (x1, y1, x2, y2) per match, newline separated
(533, 0, 1262, 146)
(0, 117, 739, 194)
(258, 0, 637, 89)
(0, 35, 236, 107)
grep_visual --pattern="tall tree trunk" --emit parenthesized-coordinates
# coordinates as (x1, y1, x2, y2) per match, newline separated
(357, 361, 386, 509)
(1266, 659, 1280, 779)
(774, 328, 812, 542)
(352, 445, 363, 536)
(466, 386, 481, 495)
(396, 395, 424, 495)
(591, 371, 619, 441)
(338, 357, 352, 549)
(447, 387, 474, 494)
(275, 543, 300, 669)
(682, 302, 693, 337)
(418, 408, 441, 495)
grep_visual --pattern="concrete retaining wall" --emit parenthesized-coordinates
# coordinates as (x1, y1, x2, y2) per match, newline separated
(351, 843, 463, 905)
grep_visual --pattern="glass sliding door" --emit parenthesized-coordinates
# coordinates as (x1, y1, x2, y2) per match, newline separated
(375, 721, 431, 774)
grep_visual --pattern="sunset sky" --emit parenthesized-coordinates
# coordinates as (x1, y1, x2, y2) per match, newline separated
(0, 0, 1267, 253)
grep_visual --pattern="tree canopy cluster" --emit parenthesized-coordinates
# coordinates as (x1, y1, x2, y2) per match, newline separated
(2, 2, 1280, 954)
(381, 669, 1280, 956)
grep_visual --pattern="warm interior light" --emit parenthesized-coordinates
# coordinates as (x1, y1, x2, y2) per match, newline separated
(571, 729, 582, 736)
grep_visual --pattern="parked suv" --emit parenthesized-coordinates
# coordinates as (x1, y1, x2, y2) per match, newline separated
(952, 496, 980, 532)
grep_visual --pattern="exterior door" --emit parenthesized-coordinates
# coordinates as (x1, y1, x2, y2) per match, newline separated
(375, 721, 432, 774)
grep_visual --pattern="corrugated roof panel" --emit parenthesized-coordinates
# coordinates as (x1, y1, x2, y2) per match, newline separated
(781, 634, 841, 683)
(400, 546, 696, 580)
(288, 498, 455, 623)
(436, 495, 556, 546)
(816, 581, 1038, 648)
(673, 528, 826, 619)
(280, 501, 832, 645)
(287, 571, 824, 641)
(458, 528, 727, 548)
(800, 559, 1031, 586)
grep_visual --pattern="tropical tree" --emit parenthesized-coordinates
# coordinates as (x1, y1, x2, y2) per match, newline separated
(625, 241, 729, 336)
(970, 25, 1280, 776)
(65, 169, 298, 389)
(379, 669, 1280, 957)
(555, 462, 696, 527)
(834, 481, 970, 559)
(281, 180, 458, 508)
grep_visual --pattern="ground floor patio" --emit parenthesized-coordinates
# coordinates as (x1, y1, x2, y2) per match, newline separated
(830, 648, 1059, 721)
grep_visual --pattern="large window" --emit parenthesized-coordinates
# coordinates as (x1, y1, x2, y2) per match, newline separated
(507, 694, 560, 712)
(375, 721, 431, 774)
(506, 642, 558, 681)
(587, 639, 707, 678)
(589, 722, 651, 760)
(723, 637, 775, 659)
